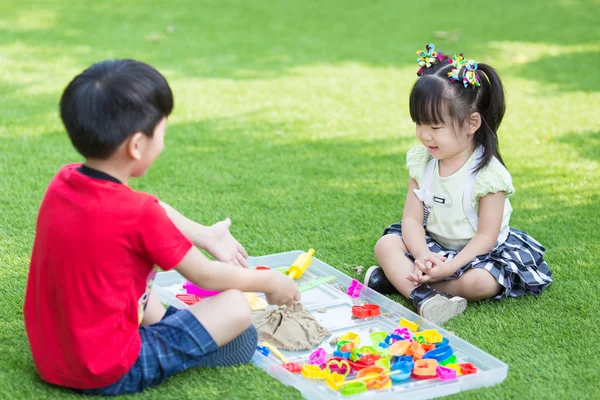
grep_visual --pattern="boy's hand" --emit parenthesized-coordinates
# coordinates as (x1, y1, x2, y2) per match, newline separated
(412, 256, 453, 284)
(264, 272, 301, 307)
(204, 218, 249, 268)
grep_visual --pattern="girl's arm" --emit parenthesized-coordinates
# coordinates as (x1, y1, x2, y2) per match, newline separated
(401, 178, 431, 259)
(446, 191, 506, 272)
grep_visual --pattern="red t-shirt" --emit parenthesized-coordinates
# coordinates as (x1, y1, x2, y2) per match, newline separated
(23, 164, 193, 389)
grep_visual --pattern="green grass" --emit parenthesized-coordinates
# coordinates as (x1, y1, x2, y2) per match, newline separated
(1, 0, 599, 398)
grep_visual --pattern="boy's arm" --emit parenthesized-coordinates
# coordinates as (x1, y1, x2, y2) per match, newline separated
(159, 201, 249, 267)
(174, 247, 300, 306)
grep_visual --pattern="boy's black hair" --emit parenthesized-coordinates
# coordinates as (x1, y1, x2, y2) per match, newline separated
(60, 59, 173, 159)
(409, 57, 506, 172)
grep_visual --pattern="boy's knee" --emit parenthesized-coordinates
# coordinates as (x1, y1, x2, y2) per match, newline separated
(220, 290, 252, 328)
(375, 234, 406, 256)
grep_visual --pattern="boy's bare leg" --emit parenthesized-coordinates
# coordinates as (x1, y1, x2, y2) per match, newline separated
(188, 290, 252, 346)
(429, 268, 501, 301)
(375, 234, 417, 298)
(142, 290, 252, 347)
(141, 291, 168, 326)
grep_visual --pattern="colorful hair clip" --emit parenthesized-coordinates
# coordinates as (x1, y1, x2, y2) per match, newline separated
(447, 53, 466, 82)
(462, 62, 480, 88)
(447, 53, 480, 88)
(416, 43, 446, 76)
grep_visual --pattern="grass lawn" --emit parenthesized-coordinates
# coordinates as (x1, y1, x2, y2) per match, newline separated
(1, 0, 599, 398)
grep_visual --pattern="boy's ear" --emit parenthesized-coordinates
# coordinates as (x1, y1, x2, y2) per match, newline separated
(468, 112, 482, 134)
(126, 132, 146, 160)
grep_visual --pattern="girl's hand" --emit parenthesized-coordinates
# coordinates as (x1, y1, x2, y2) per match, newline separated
(413, 256, 453, 284)
(407, 252, 446, 285)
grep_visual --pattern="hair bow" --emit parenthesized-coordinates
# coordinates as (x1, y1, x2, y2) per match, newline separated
(462, 62, 480, 88)
(447, 53, 480, 88)
(416, 43, 446, 76)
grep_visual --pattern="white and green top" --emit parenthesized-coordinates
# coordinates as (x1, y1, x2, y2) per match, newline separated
(406, 145, 514, 251)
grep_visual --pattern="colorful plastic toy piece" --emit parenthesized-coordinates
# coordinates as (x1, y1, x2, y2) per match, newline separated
(336, 340, 353, 350)
(325, 372, 345, 391)
(301, 364, 329, 379)
(175, 293, 201, 305)
(412, 359, 438, 379)
(378, 342, 390, 350)
(183, 281, 220, 297)
(421, 329, 443, 343)
(340, 381, 367, 396)
(309, 348, 326, 365)
(405, 341, 425, 360)
(333, 348, 352, 359)
(262, 342, 289, 364)
(399, 317, 419, 331)
(439, 355, 458, 366)
(421, 343, 436, 352)
(391, 359, 414, 382)
(387, 340, 411, 356)
(339, 332, 360, 346)
(444, 363, 462, 375)
(326, 359, 351, 377)
(287, 249, 315, 279)
(356, 366, 390, 389)
(351, 304, 381, 318)
(348, 359, 371, 372)
(255, 265, 271, 270)
(346, 279, 363, 298)
(256, 345, 270, 357)
(375, 357, 391, 371)
(358, 354, 380, 365)
(459, 362, 478, 375)
(370, 331, 387, 346)
(281, 362, 302, 373)
(390, 368, 411, 382)
(436, 365, 458, 380)
(422, 345, 453, 362)
(357, 345, 378, 355)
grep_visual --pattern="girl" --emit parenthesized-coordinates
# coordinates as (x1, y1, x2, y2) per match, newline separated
(364, 44, 552, 325)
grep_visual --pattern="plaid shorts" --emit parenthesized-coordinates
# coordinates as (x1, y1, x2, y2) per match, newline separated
(384, 222, 552, 299)
(78, 306, 258, 396)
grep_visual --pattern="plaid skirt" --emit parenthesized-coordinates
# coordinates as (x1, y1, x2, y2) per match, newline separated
(383, 223, 552, 299)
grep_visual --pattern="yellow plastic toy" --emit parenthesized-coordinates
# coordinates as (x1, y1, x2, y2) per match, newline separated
(243, 292, 268, 311)
(262, 341, 289, 364)
(325, 372, 345, 390)
(287, 249, 315, 279)
(399, 317, 419, 331)
(301, 364, 329, 379)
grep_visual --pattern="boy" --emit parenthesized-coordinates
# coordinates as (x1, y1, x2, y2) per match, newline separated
(23, 59, 300, 395)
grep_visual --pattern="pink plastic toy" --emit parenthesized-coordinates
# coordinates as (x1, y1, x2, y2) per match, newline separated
(309, 348, 327, 365)
(347, 279, 363, 298)
(436, 365, 457, 380)
(183, 281, 220, 297)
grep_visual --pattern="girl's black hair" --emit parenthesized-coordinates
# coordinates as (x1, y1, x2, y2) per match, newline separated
(60, 59, 174, 159)
(409, 57, 506, 172)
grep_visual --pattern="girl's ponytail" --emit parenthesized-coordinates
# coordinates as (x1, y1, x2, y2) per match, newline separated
(474, 63, 506, 170)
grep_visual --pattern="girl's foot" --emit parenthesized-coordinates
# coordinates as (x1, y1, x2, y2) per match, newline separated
(364, 266, 399, 295)
(411, 284, 467, 326)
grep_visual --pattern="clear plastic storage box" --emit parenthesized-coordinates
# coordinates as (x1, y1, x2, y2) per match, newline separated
(153, 251, 508, 399)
